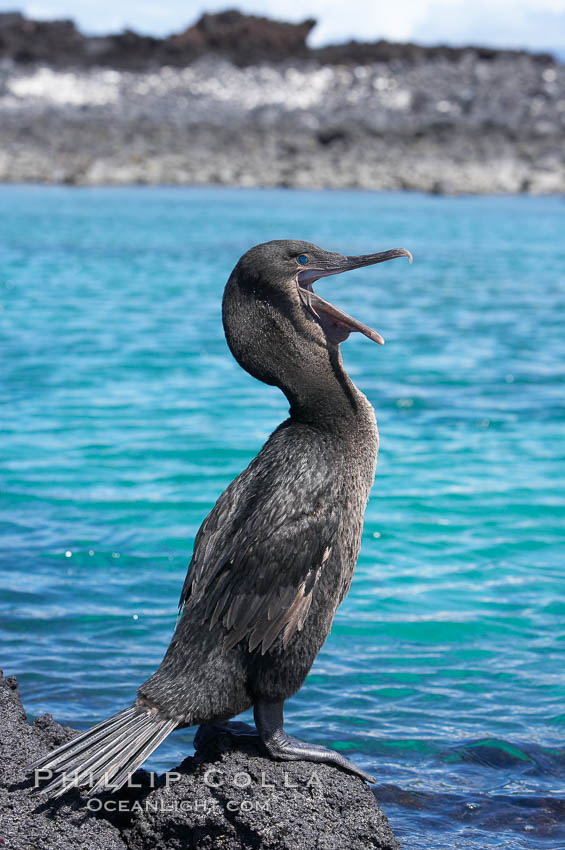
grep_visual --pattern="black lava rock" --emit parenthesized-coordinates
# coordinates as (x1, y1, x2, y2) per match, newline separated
(0, 671, 400, 850)
(0, 671, 126, 849)
(0, 9, 554, 69)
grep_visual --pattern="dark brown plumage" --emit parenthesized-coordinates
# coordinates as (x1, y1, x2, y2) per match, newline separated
(29, 239, 411, 795)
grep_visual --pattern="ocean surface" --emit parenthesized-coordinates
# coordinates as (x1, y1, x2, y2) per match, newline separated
(1, 185, 564, 849)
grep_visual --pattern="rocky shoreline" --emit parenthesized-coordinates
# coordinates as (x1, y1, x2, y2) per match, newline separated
(0, 670, 400, 850)
(0, 10, 563, 193)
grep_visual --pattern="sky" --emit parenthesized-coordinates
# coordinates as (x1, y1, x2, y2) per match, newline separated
(3, 0, 565, 52)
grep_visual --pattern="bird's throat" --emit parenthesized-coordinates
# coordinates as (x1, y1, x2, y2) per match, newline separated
(285, 345, 363, 429)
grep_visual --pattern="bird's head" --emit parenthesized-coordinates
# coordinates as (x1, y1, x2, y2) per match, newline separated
(222, 239, 412, 406)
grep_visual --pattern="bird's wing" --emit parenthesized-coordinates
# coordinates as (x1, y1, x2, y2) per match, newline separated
(178, 427, 340, 655)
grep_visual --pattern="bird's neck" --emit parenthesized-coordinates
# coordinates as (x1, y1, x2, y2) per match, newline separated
(284, 345, 366, 430)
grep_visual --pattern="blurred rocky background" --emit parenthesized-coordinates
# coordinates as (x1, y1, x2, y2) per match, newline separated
(0, 8, 563, 192)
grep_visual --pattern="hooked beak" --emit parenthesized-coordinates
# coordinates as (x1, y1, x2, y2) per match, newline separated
(297, 248, 412, 345)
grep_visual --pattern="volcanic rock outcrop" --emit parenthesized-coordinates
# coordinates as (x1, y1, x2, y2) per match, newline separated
(0, 671, 400, 850)
(0, 9, 562, 193)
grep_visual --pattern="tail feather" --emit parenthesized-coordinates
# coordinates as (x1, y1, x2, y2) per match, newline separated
(28, 707, 138, 771)
(54, 715, 155, 787)
(28, 705, 178, 797)
(86, 715, 168, 793)
(91, 719, 177, 795)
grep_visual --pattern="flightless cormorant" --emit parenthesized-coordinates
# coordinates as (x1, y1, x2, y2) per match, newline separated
(30, 239, 411, 795)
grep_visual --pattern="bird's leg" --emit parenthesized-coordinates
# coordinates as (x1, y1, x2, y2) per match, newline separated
(253, 699, 375, 784)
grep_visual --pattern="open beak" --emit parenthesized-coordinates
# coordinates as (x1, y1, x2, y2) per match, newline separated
(297, 248, 412, 345)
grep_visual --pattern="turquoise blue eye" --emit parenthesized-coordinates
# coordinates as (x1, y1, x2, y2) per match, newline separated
(297, 254, 308, 264)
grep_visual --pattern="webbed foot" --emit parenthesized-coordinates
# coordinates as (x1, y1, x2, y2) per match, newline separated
(253, 700, 375, 784)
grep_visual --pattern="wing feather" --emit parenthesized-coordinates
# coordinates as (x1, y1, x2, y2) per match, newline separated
(178, 423, 340, 654)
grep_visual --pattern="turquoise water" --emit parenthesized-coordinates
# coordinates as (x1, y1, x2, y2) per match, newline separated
(1, 186, 564, 848)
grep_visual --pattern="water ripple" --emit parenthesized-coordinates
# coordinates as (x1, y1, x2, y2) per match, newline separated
(1, 187, 564, 847)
